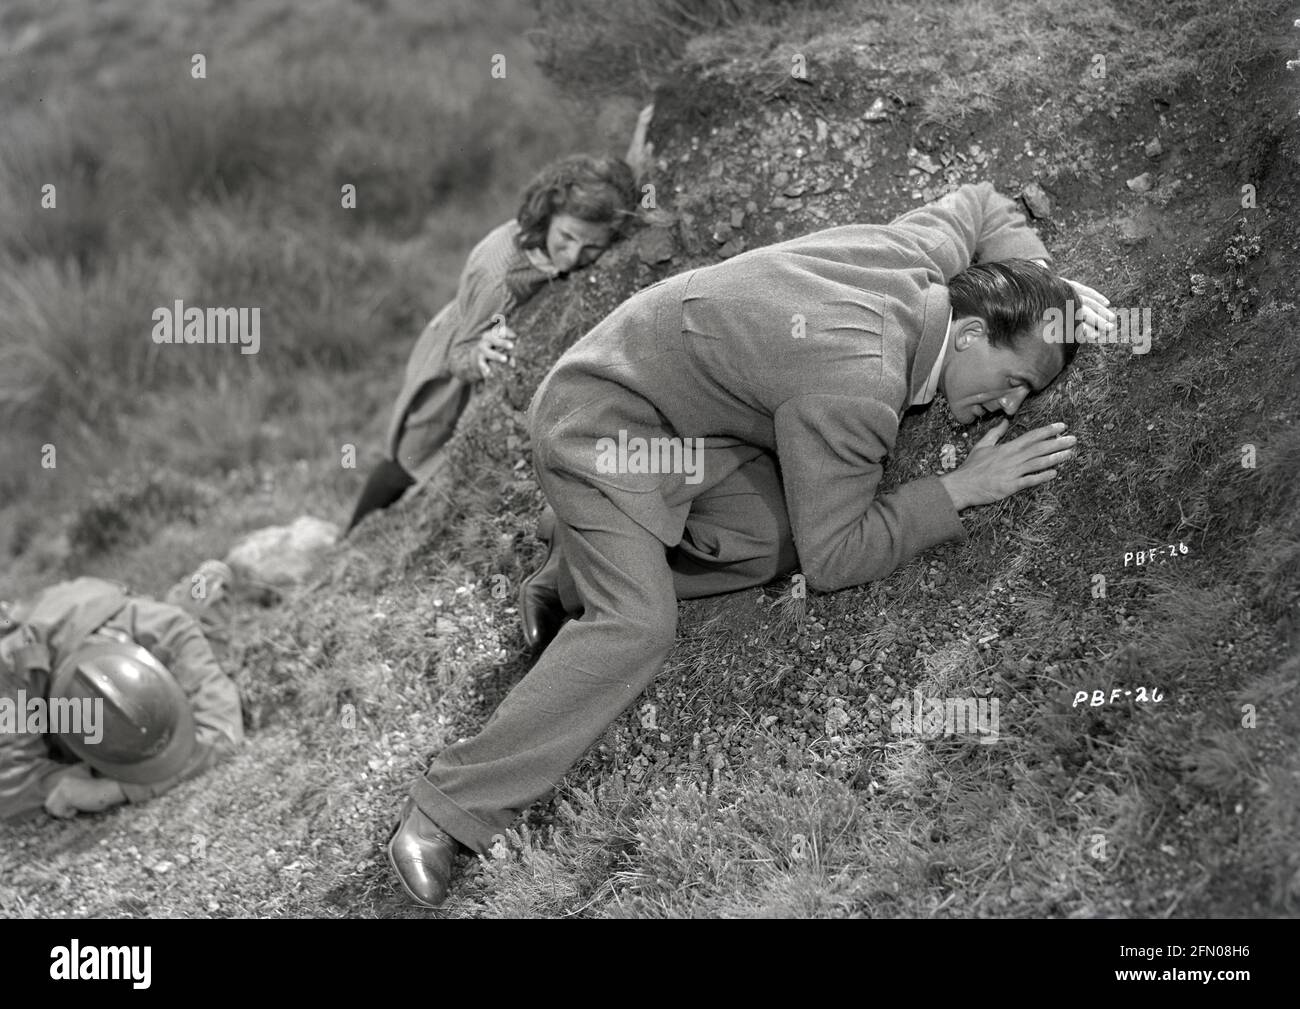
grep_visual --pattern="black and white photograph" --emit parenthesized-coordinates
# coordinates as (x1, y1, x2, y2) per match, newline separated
(0, 0, 1296, 947)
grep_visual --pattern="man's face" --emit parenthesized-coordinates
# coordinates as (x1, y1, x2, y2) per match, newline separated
(939, 316, 1066, 424)
(545, 213, 614, 274)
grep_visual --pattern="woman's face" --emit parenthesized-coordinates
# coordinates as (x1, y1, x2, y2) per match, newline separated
(545, 213, 615, 274)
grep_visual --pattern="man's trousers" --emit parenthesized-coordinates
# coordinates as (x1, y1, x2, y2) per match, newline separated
(409, 450, 798, 851)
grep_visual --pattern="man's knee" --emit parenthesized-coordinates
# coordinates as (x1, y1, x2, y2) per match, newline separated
(622, 598, 677, 656)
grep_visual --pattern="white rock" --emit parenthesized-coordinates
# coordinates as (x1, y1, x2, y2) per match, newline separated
(225, 516, 339, 588)
(1020, 182, 1053, 219)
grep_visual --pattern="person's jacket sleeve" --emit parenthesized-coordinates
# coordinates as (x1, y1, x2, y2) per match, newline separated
(885, 181, 1052, 279)
(773, 394, 967, 592)
(771, 183, 1047, 591)
(107, 598, 244, 803)
(444, 238, 517, 384)
(0, 647, 95, 823)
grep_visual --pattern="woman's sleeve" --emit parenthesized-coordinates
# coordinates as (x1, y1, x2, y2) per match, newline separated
(444, 235, 518, 383)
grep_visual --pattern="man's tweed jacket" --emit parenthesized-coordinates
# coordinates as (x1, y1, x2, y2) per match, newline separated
(529, 182, 1051, 591)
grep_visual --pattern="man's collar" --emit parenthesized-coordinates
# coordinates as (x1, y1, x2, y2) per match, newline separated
(908, 284, 953, 406)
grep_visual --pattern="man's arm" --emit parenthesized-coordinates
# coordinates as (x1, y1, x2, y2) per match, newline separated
(1, 630, 121, 822)
(0, 700, 99, 823)
(773, 394, 967, 592)
(887, 181, 1051, 281)
(108, 599, 243, 803)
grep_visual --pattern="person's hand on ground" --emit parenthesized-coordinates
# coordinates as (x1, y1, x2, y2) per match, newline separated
(1060, 276, 1115, 342)
(474, 323, 517, 380)
(45, 769, 128, 818)
(1034, 260, 1116, 342)
(939, 420, 1077, 509)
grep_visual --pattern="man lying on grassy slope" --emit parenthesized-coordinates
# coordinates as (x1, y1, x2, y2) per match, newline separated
(0, 577, 243, 824)
(388, 181, 1115, 907)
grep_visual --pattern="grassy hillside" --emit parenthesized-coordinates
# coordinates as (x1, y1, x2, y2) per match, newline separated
(0, 0, 616, 580)
(1, 0, 1297, 918)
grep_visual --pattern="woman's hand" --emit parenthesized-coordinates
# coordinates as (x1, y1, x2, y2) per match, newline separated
(474, 323, 517, 380)
(625, 103, 655, 181)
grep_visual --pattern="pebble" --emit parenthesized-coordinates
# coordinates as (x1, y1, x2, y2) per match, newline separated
(862, 96, 889, 121)
(1117, 215, 1155, 245)
(1126, 173, 1152, 193)
(913, 153, 940, 174)
(1020, 182, 1052, 219)
(635, 226, 675, 265)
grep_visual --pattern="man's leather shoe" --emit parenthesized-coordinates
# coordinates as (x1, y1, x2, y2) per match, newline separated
(519, 507, 568, 652)
(386, 799, 457, 908)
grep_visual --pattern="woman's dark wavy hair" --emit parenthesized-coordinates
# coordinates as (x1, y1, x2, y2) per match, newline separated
(515, 154, 638, 251)
(948, 259, 1080, 368)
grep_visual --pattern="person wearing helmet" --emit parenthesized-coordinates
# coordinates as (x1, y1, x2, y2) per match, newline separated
(0, 576, 243, 823)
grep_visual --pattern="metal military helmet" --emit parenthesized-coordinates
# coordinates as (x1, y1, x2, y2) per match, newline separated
(49, 638, 195, 785)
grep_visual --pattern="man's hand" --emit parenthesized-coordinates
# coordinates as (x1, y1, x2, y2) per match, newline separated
(1033, 260, 1115, 342)
(44, 770, 128, 819)
(940, 420, 1077, 510)
(473, 324, 516, 380)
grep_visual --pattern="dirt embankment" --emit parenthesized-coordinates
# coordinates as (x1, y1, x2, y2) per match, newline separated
(4, 5, 1296, 919)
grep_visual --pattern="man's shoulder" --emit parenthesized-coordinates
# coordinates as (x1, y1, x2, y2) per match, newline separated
(696, 221, 945, 285)
(11, 578, 129, 623)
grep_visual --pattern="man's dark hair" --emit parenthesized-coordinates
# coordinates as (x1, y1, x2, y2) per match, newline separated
(948, 259, 1079, 369)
